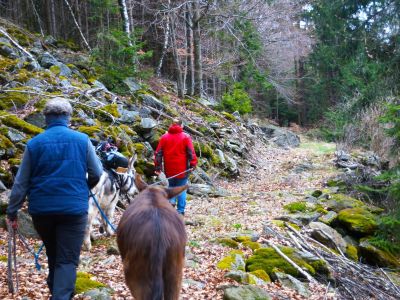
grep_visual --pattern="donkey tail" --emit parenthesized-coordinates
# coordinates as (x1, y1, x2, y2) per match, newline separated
(148, 211, 165, 300)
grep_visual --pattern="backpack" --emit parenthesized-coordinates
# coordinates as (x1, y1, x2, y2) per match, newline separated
(95, 140, 128, 170)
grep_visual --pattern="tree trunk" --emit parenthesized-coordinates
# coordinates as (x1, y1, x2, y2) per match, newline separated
(118, 0, 132, 46)
(185, 3, 194, 96)
(170, 15, 184, 98)
(156, 8, 171, 77)
(192, 0, 202, 96)
(63, 0, 91, 50)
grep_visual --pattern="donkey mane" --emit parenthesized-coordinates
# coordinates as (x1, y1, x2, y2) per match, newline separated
(117, 181, 187, 300)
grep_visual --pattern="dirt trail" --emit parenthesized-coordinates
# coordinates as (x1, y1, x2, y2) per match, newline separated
(0, 138, 338, 299)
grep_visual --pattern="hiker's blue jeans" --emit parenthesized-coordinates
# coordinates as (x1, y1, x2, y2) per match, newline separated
(168, 177, 188, 214)
(32, 214, 88, 300)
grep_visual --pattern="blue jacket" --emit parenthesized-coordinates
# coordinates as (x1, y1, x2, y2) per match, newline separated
(7, 116, 103, 218)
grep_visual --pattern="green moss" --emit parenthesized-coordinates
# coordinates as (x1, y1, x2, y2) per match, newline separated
(6, 28, 32, 46)
(243, 241, 261, 251)
(221, 111, 236, 121)
(0, 56, 16, 72)
(75, 272, 105, 294)
(8, 158, 21, 165)
(49, 65, 61, 75)
(235, 236, 252, 243)
(204, 115, 221, 123)
(250, 269, 271, 282)
(133, 143, 145, 156)
(0, 255, 7, 262)
(284, 201, 307, 213)
(337, 207, 378, 236)
(309, 259, 330, 275)
(311, 190, 323, 198)
(217, 238, 239, 249)
(0, 90, 31, 109)
(0, 112, 43, 135)
(103, 104, 121, 118)
(246, 247, 316, 278)
(14, 69, 30, 83)
(345, 244, 358, 261)
(271, 220, 285, 228)
(216, 250, 245, 271)
(77, 126, 101, 137)
(0, 133, 14, 149)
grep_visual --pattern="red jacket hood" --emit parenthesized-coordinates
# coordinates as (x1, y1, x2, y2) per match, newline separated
(168, 124, 183, 134)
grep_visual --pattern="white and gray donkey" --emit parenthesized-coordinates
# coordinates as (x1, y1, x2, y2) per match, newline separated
(84, 156, 138, 250)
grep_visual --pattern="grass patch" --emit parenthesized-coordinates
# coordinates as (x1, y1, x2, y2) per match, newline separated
(299, 141, 336, 155)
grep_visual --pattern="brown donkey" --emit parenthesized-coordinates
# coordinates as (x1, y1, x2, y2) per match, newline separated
(117, 174, 187, 300)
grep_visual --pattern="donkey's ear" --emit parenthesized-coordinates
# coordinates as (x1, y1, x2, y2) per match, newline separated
(166, 185, 188, 199)
(128, 154, 137, 170)
(134, 173, 148, 191)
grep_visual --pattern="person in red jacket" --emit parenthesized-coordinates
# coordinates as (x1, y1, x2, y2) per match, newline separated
(154, 119, 197, 215)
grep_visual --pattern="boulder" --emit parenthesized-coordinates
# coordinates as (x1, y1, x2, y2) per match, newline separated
(246, 246, 329, 279)
(25, 78, 45, 90)
(39, 52, 59, 68)
(272, 271, 310, 298)
(17, 210, 39, 239)
(118, 109, 139, 124)
(217, 250, 245, 271)
(83, 288, 112, 300)
(335, 150, 351, 161)
(260, 125, 300, 148)
(309, 221, 347, 252)
(318, 211, 338, 225)
(139, 118, 157, 133)
(225, 270, 267, 285)
(223, 286, 271, 300)
(24, 112, 46, 129)
(188, 184, 228, 197)
(123, 77, 141, 93)
(140, 94, 166, 110)
(0, 40, 18, 59)
(4, 127, 26, 143)
(225, 154, 239, 177)
(275, 211, 321, 226)
(0, 192, 8, 213)
(358, 240, 400, 268)
(336, 208, 377, 237)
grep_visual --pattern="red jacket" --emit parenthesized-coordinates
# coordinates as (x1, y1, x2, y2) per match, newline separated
(154, 124, 197, 178)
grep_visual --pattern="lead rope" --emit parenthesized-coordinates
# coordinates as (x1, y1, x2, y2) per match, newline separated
(150, 168, 193, 186)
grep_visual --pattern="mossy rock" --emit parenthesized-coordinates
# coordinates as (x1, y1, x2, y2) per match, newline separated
(250, 269, 271, 283)
(49, 64, 61, 75)
(311, 190, 323, 198)
(217, 250, 245, 271)
(234, 236, 252, 243)
(103, 104, 121, 118)
(336, 207, 378, 237)
(245, 247, 316, 278)
(326, 179, 346, 189)
(0, 133, 14, 150)
(0, 112, 43, 135)
(284, 201, 308, 213)
(75, 272, 106, 294)
(0, 90, 31, 109)
(0, 56, 16, 72)
(217, 238, 239, 249)
(323, 194, 382, 214)
(221, 111, 236, 121)
(134, 159, 155, 177)
(243, 241, 261, 251)
(77, 126, 101, 137)
(345, 244, 358, 261)
(6, 27, 33, 46)
(358, 239, 400, 268)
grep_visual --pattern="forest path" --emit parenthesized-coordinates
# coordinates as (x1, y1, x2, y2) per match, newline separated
(0, 138, 338, 300)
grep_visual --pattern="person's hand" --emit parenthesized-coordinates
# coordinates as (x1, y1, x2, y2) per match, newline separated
(7, 217, 18, 230)
(190, 165, 196, 172)
(155, 170, 161, 176)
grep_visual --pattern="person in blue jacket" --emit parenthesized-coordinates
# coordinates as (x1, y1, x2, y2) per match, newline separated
(6, 97, 103, 300)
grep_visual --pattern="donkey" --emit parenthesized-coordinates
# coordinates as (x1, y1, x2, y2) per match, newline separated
(83, 156, 138, 251)
(117, 174, 187, 300)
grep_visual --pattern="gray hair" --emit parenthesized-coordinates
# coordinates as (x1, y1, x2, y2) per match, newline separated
(43, 97, 73, 116)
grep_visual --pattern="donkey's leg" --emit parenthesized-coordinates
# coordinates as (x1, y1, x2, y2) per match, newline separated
(104, 193, 119, 236)
(83, 199, 96, 251)
(163, 250, 184, 300)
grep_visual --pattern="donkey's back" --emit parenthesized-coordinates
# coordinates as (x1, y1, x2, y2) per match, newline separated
(117, 181, 187, 300)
